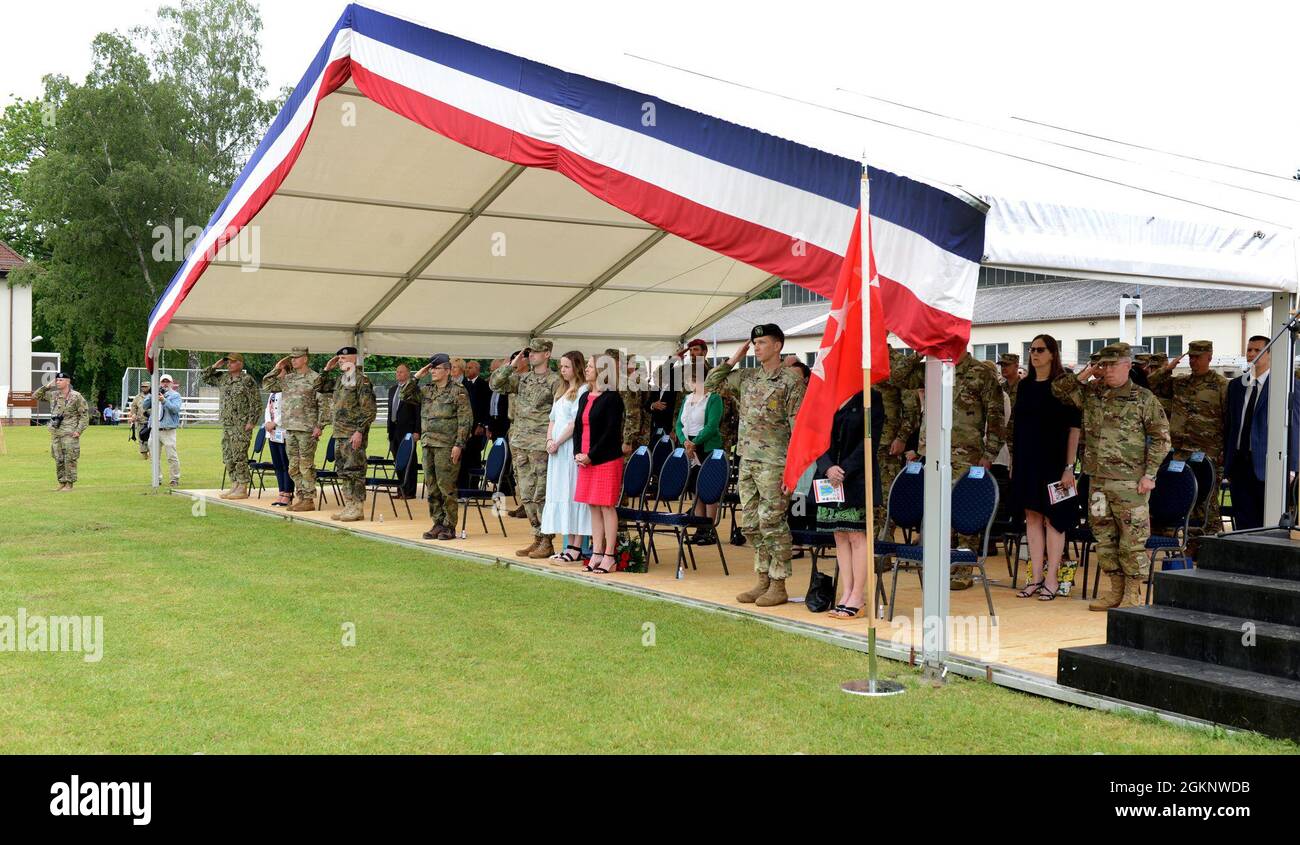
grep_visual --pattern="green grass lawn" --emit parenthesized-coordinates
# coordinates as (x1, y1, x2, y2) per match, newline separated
(0, 424, 1293, 754)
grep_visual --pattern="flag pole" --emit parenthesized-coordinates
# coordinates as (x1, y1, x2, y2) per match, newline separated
(842, 163, 903, 697)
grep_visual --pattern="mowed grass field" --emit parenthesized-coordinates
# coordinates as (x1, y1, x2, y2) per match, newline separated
(0, 424, 1293, 754)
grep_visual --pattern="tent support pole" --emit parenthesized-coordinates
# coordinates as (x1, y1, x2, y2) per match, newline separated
(1264, 292, 1293, 526)
(921, 357, 953, 674)
(150, 343, 162, 489)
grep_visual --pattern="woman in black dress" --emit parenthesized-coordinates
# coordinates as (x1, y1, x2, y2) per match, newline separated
(1008, 334, 1081, 600)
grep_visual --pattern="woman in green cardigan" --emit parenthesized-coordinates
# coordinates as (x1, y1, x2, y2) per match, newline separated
(676, 360, 724, 544)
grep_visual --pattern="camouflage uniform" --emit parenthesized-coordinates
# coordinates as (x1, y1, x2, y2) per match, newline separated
(403, 377, 471, 529)
(316, 368, 378, 510)
(262, 365, 327, 502)
(706, 360, 806, 582)
(876, 349, 920, 534)
(489, 349, 562, 538)
(129, 391, 150, 457)
(202, 361, 261, 488)
(32, 383, 90, 485)
(999, 353, 1021, 407)
(1146, 353, 1172, 418)
(1053, 344, 1171, 601)
(1146, 340, 1227, 546)
(718, 391, 740, 456)
(606, 350, 649, 451)
(894, 353, 1006, 587)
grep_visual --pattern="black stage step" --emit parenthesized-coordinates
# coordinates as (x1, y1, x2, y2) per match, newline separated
(1156, 568, 1300, 627)
(1197, 530, 1300, 581)
(1108, 605, 1300, 681)
(1058, 532, 1300, 741)
(1058, 644, 1300, 742)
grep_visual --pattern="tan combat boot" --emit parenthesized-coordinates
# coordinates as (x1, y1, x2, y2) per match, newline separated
(1116, 576, 1146, 608)
(1088, 571, 1124, 611)
(754, 577, 789, 607)
(737, 573, 771, 603)
(528, 535, 556, 558)
(338, 502, 364, 522)
(288, 496, 316, 513)
(228, 484, 250, 500)
(219, 486, 235, 499)
(950, 565, 975, 591)
(516, 536, 542, 557)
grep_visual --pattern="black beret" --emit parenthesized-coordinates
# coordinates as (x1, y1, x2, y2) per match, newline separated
(428, 353, 451, 368)
(55, 371, 71, 379)
(751, 323, 785, 344)
(336, 346, 359, 355)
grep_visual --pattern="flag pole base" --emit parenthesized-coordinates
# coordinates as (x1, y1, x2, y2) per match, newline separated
(839, 678, 905, 697)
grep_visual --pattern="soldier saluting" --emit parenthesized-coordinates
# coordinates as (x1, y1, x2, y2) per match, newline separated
(33, 371, 89, 492)
(706, 324, 806, 606)
(203, 352, 261, 500)
(490, 338, 562, 558)
(1053, 341, 1171, 610)
(262, 347, 328, 512)
(404, 352, 471, 540)
(315, 347, 377, 522)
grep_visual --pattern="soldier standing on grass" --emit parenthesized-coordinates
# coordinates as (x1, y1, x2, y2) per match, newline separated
(1147, 340, 1228, 552)
(32, 371, 89, 492)
(706, 324, 806, 607)
(491, 339, 561, 557)
(893, 350, 1006, 589)
(128, 382, 151, 460)
(404, 353, 472, 540)
(1053, 342, 1171, 610)
(262, 347, 327, 512)
(203, 352, 261, 500)
(315, 347, 377, 523)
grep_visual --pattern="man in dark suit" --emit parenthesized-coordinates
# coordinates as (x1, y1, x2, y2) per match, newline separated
(458, 359, 493, 488)
(487, 355, 520, 498)
(388, 362, 422, 498)
(1224, 335, 1300, 529)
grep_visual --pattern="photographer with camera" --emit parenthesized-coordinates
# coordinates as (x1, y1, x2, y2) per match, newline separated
(32, 371, 90, 491)
(143, 374, 184, 487)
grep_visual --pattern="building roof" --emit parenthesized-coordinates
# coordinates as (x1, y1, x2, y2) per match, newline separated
(702, 280, 1273, 342)
(0, 239, 26, 274)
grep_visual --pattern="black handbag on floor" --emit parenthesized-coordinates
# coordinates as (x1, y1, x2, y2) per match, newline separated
(805, 558, 836, 613)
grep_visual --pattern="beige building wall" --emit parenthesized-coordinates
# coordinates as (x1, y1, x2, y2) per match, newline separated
(1, 282, 34, 423)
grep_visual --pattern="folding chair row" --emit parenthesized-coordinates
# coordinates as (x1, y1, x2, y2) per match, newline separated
(621, 447, 730, 578)
(458, 437, 511, 538)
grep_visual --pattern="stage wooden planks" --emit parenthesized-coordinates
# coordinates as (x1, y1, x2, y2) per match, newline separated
(181, 488, 1107, 678)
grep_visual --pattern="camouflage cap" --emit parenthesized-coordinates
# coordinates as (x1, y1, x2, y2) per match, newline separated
(1188, 340, 1213, 355)
(1149, 352, 1169, 367)
(1134, 353, 1152, 366)
(528, 338, 553, 353)
(998, 353, 1020, 366)
(225, 352, 244, 363)
(1095, 341, 1132, 363)
(290, 346, 309, 357)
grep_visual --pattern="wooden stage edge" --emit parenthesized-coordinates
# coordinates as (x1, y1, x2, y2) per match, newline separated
(174, 488, 1232, 735)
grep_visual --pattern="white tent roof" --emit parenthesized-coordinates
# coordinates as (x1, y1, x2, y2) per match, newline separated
(147, 4, 1300, 363)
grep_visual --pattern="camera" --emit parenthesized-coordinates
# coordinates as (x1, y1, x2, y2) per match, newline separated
(50, 415, 64, 428)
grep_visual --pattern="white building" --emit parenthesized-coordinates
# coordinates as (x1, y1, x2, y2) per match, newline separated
(701, 274, 1274, 374)
(1, 240, 34, 425)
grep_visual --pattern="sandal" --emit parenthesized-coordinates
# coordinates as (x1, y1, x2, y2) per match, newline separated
(558, 545, 585, 563)
(582, 553, 608, 572)
(591, 553, 619, 574)
(831, 605, 863, 619)
(1038, 583, 1059, 601)
(1016, 580, 1044, 598)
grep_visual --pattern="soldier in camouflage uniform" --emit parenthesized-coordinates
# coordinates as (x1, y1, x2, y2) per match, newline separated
(875, 348, 920, 535)
(999, 352, 1022, 405)
(894, 351, 1006, 589)
(1146, 340, 1227, 549)
(1053, 342, 1171, 609)
(128, 383, 151, 460)
(315, 347, 378, 522)
(706, 324, 806, 606)
(606, 348, 649, 454)
(491, 338, 563, 557)
(262, 346, 328, 512)
(404, 353, 472, 540)
(32, 371, 90, 491)
(203, 352, 262, 500)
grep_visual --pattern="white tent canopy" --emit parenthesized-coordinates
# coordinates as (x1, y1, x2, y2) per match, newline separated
(147, 4, 1299, 364)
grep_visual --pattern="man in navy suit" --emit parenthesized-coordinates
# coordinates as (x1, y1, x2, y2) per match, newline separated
(1224, 335, 1300, 529)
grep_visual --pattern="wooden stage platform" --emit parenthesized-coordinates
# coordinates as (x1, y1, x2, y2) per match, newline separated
(180, 486, 1108, 680)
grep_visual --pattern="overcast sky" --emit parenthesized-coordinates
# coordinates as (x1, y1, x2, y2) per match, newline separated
(3, 0, 1297, 181)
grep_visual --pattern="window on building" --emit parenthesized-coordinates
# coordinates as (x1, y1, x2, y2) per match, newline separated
(972, 343, 1008, 362)
(1142, 335, 1184, 357)
(780, 280, 828, 307)
(1077, 338, 1121, 362)
(805, 352, 816, 366)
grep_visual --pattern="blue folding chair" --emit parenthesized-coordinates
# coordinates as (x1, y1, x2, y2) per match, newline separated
(222, 426, 271, 493)
(889, 467, 999, 624)
(315, 436, 343, 508)
(366, 433, 416, 520)
(642, 435, 674, 499)
(1145, 455, 1198, 604)
(1187, 452, 1217, 533)
(457, 437, 510, 537)
(615, 446, 653, 532)
(633, 448, 691, 571)
(640, 449, 730, 577)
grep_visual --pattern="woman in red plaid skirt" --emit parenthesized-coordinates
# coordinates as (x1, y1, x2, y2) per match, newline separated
(574, 353, 625, 573)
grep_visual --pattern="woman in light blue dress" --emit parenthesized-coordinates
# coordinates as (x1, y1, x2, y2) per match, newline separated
(541, 351, 591, 561)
